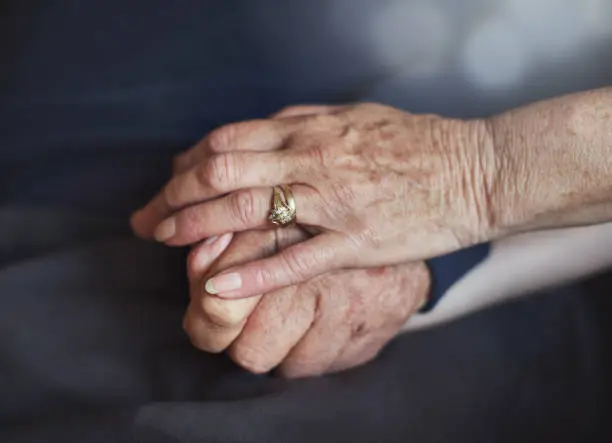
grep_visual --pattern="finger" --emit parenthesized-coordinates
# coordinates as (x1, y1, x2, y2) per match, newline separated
(186, 233, 234, 282)
(326, 265, 428, 374)
(204, 234, 351, 299)
(325, 312, 402, 375)
(132, 150, 303, 239)
(275, 293, 352, 378)
(133, 117, 304, 239)
(191, 235, 271, 317)
(131, 191, 169, 239)
(188, 234, 273, 349)
(183, 295, 260, 353)
(153, 185, 321, 245)
(202, 294, 261, 329)
(325, 333, 390, 375)
(227, 285, 315, 374)
(169, 150, 298, 205)
(184, 228, 310, 355)
(184, 231, 278, 353)
(191, 230, 278, 300)
(173, 119, 294, 176)
(186, 228, 309, 347)
(271, 105, 344, 119)
(185, 247, 257, 354)
(190, 280, 261, 349)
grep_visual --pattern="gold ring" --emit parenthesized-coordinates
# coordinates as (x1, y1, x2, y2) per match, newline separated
(269, 185, 296, 227)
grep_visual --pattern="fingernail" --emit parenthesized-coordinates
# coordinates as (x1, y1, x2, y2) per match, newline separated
(154, 218, 176, 242)
(204, 272, 242, 295)
(215, 232, 234, 253)
(206, 234, 233, 261)
(204, 235, 219, 245)
(191, 234, 233, 273)
(192, 237, 219, 271)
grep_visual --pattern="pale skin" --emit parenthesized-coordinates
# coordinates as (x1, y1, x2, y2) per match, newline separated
(132, 89, 611, 374)
(132, 88, 612, 300)
(184, 229, 428, 377)
(484, 88, 612, 235)
(139, 106, 431, 376)
(132, 103, 488, 299)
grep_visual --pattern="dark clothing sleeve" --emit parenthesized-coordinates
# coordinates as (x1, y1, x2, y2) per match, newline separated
(421, 243, 491, 312)
(2, 2, 612, 442)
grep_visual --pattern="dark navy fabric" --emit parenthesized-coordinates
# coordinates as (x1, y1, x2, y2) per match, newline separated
(422, 243, 491, 312)
(1, 1, 612, 442)
(0, 0, 492, 307)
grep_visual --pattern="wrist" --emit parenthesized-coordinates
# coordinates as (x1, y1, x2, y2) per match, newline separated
(475, 115, 532, 240)
(480, 90, 612, 237)
(440, 117, 501, 246)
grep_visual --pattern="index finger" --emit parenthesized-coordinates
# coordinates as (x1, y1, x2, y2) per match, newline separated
(173, 119, 294, 176)
(132, 149, 299, 239)
(132, 126, 304, 240)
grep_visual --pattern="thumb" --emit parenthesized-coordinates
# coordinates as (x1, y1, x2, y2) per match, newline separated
(203, 234, 350, 299)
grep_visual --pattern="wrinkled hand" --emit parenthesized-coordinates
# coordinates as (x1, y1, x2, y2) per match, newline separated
(132, 104, 492, 299)
(183, 228, 430, 378)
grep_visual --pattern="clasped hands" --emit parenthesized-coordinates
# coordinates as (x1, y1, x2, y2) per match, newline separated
(131, 103, 494, 377)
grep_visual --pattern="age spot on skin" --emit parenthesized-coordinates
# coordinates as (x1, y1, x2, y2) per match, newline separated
(366, 267, 386, 276)
(351, 322, 367, 339)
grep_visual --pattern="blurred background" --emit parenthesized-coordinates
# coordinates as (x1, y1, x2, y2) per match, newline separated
(1, 0, 611, 216)
(1, 1, 612, 441)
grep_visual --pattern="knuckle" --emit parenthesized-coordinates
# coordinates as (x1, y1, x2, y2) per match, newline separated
(330, 183, 356, 205)
(186, 247, 200, 278)
(207, 125, 236, 152)
(253, 265, 277, 291)
(205, 153, 238, 191)
(194, 161, 212, 189)
(382, 294, 413, 324)
(191, 336, 226, 354)
(178, 207, 206, 238)
(275, 364, 294, 378)
(182, 313, 222, 353)
(276, 359, 313, 379)
(202, 296, 245, 328)
(163, 178, 182, 208)
(280, 247, 313, 281)
(229, 189, 257, 227)
(359, 102, 381, 112)
(274, 106, 295, 117)
(346, 224, 381, 250)
(360, 225, 382, 247)
(302, 138, 327, 169)
(229, 342, 273, 374)
(354, 102, 387, 117)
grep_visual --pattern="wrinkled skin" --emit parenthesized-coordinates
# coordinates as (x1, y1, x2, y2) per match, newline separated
(132, 104, 433, 376)
(183, 228, 430, 378)
(132, 104, 491, 300)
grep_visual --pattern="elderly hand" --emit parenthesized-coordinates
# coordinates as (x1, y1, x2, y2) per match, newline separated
(183, 227, 429, 377)
(132, 103, 493, 299)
